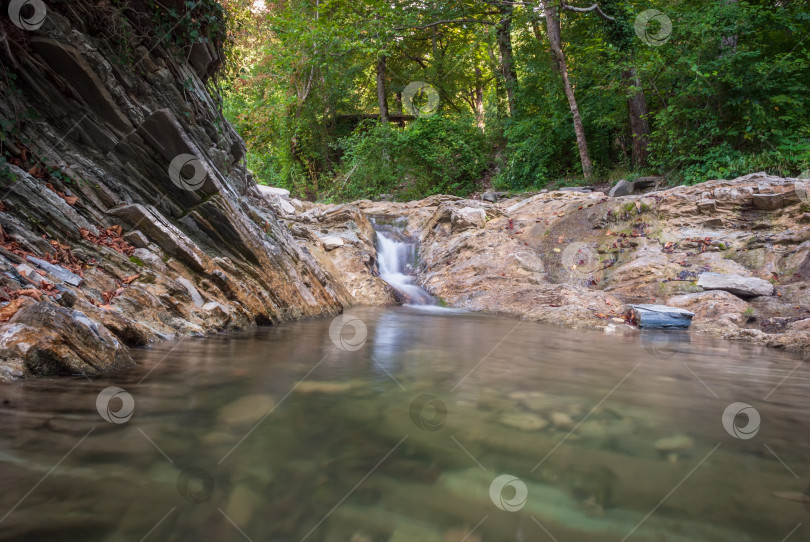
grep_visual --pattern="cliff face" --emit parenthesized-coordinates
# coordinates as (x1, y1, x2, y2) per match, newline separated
(0, 1, 351, 380)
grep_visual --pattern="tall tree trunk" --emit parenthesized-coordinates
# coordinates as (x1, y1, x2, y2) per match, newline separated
(543, 4, 593, 178)
(394, 91, 404, 127)
(623, 68, 650, 167)
(473, 66, 485, 131)
(496, 5, 517, 117)
(376, 56, 389, 123)
(488, 45, 508, 121)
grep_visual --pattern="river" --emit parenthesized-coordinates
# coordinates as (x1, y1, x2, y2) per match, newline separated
(0, 306, 808, 541)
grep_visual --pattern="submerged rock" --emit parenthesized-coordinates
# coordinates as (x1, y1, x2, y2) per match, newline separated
(499, 412, 549, 431)
(655, 435, 694, 453)
(217, 394, 275, 425)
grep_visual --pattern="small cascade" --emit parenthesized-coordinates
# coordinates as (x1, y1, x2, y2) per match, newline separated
(373, 222, 435, 306)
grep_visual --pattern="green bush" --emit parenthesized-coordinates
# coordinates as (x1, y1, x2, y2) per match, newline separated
(335, 116, 488, 201)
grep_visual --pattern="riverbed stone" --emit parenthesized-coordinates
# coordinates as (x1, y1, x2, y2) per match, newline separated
(217, 394, 275, 425)
(655, 435, 694, 453)
(499, 412, 549, 431)
(550, 411, 575, 429)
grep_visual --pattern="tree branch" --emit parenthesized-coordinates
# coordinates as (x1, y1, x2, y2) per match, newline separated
(562, 3, 615, 21)
(394, 18, 498, 31)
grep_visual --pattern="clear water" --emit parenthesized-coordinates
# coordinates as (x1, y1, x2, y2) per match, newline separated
(0, 307, 808, 541)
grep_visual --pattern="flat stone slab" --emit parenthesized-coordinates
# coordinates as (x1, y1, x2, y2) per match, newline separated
(752, 193, 784, 210)
(256, 185, 291, 198)
(26, 256, 83, 286)
(630, 304, 694, 329)
(320, 236, 345, 251)
(697, 272, 774, 298)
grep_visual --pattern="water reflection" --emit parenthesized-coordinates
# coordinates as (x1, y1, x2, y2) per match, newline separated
(0, 307, 807, 542)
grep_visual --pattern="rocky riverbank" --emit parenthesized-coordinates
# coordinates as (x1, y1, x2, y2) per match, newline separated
(280, 172, 810, 356)
(0, 2, 349, 380)
(0, 6, 807, 381)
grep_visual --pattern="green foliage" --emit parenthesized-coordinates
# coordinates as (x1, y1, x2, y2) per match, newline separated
(220, 0, 810, 200)
(336, 116, 488, 201)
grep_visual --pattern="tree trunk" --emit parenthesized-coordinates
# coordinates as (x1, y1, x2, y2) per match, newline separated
(623, 67, 650, 167)
(488, 45, 508, 121)
(473, 66, 485, 131)
(376, 55, 389, 123)
(543, 4, 593, 178)
(496, 5, 518, 117)
(394, 91, 404, 127)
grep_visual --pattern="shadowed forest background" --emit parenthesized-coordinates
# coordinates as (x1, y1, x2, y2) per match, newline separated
(217, 0, 810, 201)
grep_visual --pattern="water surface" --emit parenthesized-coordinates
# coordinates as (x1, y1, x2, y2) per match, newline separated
(0, 307, 808, 541)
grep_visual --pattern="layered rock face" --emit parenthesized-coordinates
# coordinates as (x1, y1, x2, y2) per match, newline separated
(0, 2, 350, 379)
(305, 173, 810, 353)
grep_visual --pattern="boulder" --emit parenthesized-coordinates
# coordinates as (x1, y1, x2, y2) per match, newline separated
(697, 272, 774, 298)
(667, 290, 749, 328)
(0, 303, 134, 379)
(256, 185, 291, 199)
(752, 193, 784, 210)
(482, 190, 508, 203)
(123, 230, 150, 249)
(451, 207, 487, 232)
(321, 236, 346, 251)
(629, 304, 694, 329)
(609, 180, 635, 197)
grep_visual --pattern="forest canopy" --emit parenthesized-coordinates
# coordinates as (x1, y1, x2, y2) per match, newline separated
(218, 0, 810, 201)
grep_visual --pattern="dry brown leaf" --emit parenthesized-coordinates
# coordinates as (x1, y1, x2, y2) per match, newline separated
(0, 297, 33, 322)
(17, 288, 42, 301)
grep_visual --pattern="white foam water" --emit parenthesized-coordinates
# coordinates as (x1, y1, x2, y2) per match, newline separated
(376, 230, 435, 305)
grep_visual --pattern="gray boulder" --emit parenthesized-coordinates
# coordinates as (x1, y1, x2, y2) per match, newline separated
(482, 190, 508, 202)
(609, 179, 635, 197)
(630, 304, 695, 329)
(256, 185, 291, 199)
(752, 193, 784, 210)
(697, 272, 774, 298)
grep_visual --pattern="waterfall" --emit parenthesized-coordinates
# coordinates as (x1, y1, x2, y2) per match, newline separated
(374, 226, 435, 306)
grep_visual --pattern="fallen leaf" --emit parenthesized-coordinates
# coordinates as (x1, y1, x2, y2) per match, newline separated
(123, 274, 140, 285)
(17, 288, 42, 301)
(0, 297, 33, 322)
